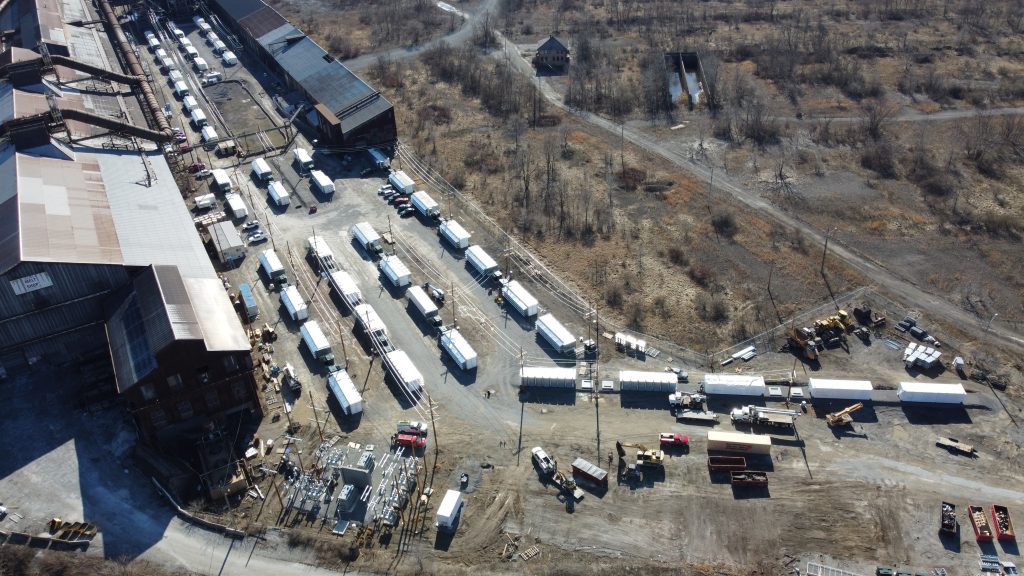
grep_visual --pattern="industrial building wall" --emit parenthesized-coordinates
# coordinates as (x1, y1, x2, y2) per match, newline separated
(0, 261, 129, 352)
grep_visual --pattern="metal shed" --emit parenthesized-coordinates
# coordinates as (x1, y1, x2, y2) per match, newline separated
(208, 221, 244, 263)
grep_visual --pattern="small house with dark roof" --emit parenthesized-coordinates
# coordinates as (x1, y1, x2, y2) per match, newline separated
(533, 35, 569, 71)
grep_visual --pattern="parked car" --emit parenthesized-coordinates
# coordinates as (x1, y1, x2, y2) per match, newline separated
(389, 195, 409, 205)
(195, 169, 212, 179)
(242, 220, 260, 231)
(383, 191, 399, 201)
(174, 133, 188, 143)
(423, 282, 445, 303)
(177, 143, 191, 153)
(398, 205, 416, 217)
(378, 185, 393, 195)
(531, 447, 555, 476)
(188, 162, 206, 173)
(163, 103, 173, 119)
(247, 232, 267, 244)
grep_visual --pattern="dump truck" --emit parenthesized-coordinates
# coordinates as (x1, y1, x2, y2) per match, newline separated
(729, 405, 799, 429)
(787, 326, 819, 361)
(707, 456, 747, 472)
(730, 471, 768, 487)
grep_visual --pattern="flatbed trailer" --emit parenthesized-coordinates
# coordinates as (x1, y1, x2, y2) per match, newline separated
(939, 501, 957, 535)
(970, 505, 995, 541)
(992, 505, 1016, 541)
(730, 471, 768, 486)
(675, 409, 720, 423)
(707, 456, 747, 472)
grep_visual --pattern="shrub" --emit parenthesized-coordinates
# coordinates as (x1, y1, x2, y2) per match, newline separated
(711, 211, 738, 238)
(667, 246, 688, 267)
(688, 263, 715, 288)
(861, 143, 899, 178)
(696, 293, 729, 322)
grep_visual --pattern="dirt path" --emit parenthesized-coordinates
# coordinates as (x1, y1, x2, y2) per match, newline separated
(776, 106, 1024, 124)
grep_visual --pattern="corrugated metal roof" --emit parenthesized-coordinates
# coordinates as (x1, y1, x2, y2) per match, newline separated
(212, 0, 265, 24)
(239, 5, 289, 40)
(269, 36, 327, 84)
(256, 22, 299, 51)
(184, 277, 251, 351)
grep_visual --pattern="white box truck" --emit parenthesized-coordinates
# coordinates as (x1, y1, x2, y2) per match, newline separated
(211, 40, 227, 54)
(211, 168, 232, 192)
(407, 285, 441, 326)
(310, 170, 335, 195)
(189, 108, 208, 128)
(148, 36, 161, 51)
(224, 193, 248, 219)
(410, 190, 440, 219)
(435, 490, 463, 532)
(385, 350, 423, 394)
(351, 222, 383, 255)
(440, 328, 477, 370)
(182, 95, 199, 112)
(379, 255, 411, 288)
(368, 147, 390, 169)
(536, 313, 576, 354)
(388, 170, 415, 195)
(466, 245, 502, 280)
(259, 249, 287, 282)
(173, 80, 189, 98)
(268, 181, 290, 207)
(281, 285, 308, 321)
(329, 270, 362, 308)
(251, 158, 274, 182)
(200, 125, 218, 146)
(353, 303, 389, 346)
(300, 320, 334, 365)
(501, 280, 538, 317)
(221, 51, 237, 66)
(328, 370, 363, 415)
(193, 56, 208, 72)
(439, 219, 471, 250)
(168, 70, 184, 84)
(184, 45, 199, 60)
(154, 47, 168, 60)
(194, 193, 216, 210)
(293, 148, 314, 171)
(305, 235, 336, 270)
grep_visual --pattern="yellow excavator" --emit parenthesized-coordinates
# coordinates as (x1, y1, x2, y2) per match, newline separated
(825, 402, 863, 427)
(787, 326, 819, 361)
(616, 441, 665, 467)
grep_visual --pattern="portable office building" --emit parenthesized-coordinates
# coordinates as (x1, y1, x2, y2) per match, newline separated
(440, 328, 477, 370)
(311, 170, 335, 194)
(329, 270, 362, 308)
(520, 366, 576, 388)
(268, 181, 290, 206)
(536, 313, 575, 354)
(258, 249, 286, 281)
(897, 382, 966, 404)
(280, 285, 308, 321)
(439, 219, 471, 250)
(707, 431, 772, 454)
(702, 374, 766, 396)
(238, 283, 258, 320)
(251, 158, 274, 182)
(293, 148, 314, 171)
(328, 371, 363, 415)
(410, 191, 440, 218)
(808, 378, 874, 401)
(300, 321, 333, 363)
(466, 245, 501, 279)
(501, 280, 538, 317)
(211, 168, 232, 192)
(385, 350, 423, 394)
(388, 170, 415, 194)
(435, 490, 463, 531)
(190, 109, 208, 127)
(379, 255, 411, 287)
(208, 221, 244, 263)
(619, 370, 677, 392)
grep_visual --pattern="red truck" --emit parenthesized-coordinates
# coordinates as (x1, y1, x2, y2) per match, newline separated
(659, 433, 689, 450)
(395, 434, 426, 449)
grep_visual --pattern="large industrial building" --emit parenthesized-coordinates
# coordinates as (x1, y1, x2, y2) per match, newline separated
(0, 0, 261, 459)
(207, 0, 398, 148)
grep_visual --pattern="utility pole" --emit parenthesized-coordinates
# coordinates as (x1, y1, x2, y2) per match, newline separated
(427, 392, 439, 488)
(308, 389, 324, 443)
(451, 280, 456, 326)
(284, 435, 304, 473)
(594, 305, 601, 461)
(767, 263, 783, 325)
(821, 227, 839, 311)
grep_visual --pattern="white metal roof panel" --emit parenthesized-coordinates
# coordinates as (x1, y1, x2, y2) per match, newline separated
(536, 313, 574, 348)
(503, 280, 538, 311)
(618, 370, 677, 385)
(807, 379, 874, 392)
(441, 328, 476, 366)
(520, 366, 576, 381)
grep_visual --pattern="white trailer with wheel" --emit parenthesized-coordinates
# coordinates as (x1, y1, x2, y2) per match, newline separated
(501, 280, 538, 317)
(328, 270, 362, 308)
(388, 170, 415, 194)
(439, 219, 471, 250)
(211, 168, 232, 192)
(808, 378, 874, 400)
(259, 249, 286, 282)
(385, 350, 423, 395)
(536, 313, 575, 354)
(618, 370, 677, 392)
(520, 366, 576, 388)
(280, 285, 308, 321)
(466, 245, 502, 280)
(305, 236, 335, 270)
(353, 304, 389, 344)
(311, 170, 335, 194)
(189, 108, 208, 127)
(407, 285, 441, 325)
(293, 148, 314, 171)
(251, 158, 274, 182)
(435, 490, 463, 532)
(440, 328, 477, 370)
(351, 222, 383, 254)
(379, 255, 411, 288)
(702, 374, 766, 396)
(897, 382, 966, 404)
(328, 370, 363, 415)
(268, 181, 290, 206)
(411, 191, 441, 219)
(224, 193, 247, 219)
(300, 320, 334, 365)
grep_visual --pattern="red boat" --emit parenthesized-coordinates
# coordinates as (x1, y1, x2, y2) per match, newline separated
(992, 505, 1016, 541)
(969, 505, 994, 541)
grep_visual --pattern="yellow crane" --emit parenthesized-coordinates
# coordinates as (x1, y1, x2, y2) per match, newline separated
(825, 402, 863, 427)
(615, 441, 665, 467)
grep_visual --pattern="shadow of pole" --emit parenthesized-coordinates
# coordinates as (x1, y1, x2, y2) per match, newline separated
(517, 401, 525, 466)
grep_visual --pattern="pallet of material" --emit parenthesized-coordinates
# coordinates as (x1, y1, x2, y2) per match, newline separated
(729, 471, 768, 486)
(969, 505, 994, 541)
(992, 505, 1016, 541)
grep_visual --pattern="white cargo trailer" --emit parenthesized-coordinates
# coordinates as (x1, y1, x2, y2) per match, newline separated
(168, 70, 184, 83)
(224, 193, 247, 219)
(808, 378, 873, 400)
(520, 366, 576, 388)
(189, 108, 208, 127)
(293, 148, 314, 171)
(435, 490, 463, 532)
(258, 249, 286, 281)
(251, 158, 274, 182)
(221, 51, 237, 65)
(536, 313, 576, 354)
(268, 181, 290, 206)
(701, 374, 766, 396)
(211, 168, 232, 192)
(300, 320, 334, 364)
(501, 280, 538, 317)
(379, 255, 411, 288)
(353, 304, 388, 343)
(465, 245, 502, 280)
(194, 193, 216, 210)
(407, 285, 440, 325)
(305, 235, 335, 269)
(311, 170, 335, 194)
(410, 191, 440, 219)
(439, 219, 471, 250)
(440, 328, 477, 370)
(154, 47, 168, 60)
(200, 125, 218, 145)
(385, 350, 423, 394)
(328, 370, 363, 415)
(280, 285, 308, 321)
(182, 95, 199, 111)
(329, 270, 362, 308)
(351, 222, 383, 254)
(618, 370, 677, 392)
(897, 382, 966, 404)
(193, 56, 208, 71)
(173, 80, 189, 97)
(388, 170, 415, 194)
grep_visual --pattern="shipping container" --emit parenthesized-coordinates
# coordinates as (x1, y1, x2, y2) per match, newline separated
(466, 245, 502, 280)
(268, 181, 290, 206)
(706, 430, 772, 455)
(238, 283, 258, 320)
(618, 370, 677, 392)
(571, 457, 608, 486)
(536, 313, 576, 354)
(328, 270, 362, 308)
(388, 170, 415, 194)
(520, 366, 576, 388)
(440, 328, 477, 370)
(969, 505, 995, 541)
(992, 505, 1015, 541)
(385, 350, 423, 394)
(439, 219, 471, 250)
(311, 170, 334, 194)
(410, 190, 441, 218)
(251, 158, 274, 182)
(211, 168, 232, 192)
(435, 489, 463, 531)
(501, 280, 538, 317)
(328, 370, 363, 415)
(351, 222, 383, 254)
(293, 148, 314, 171)
(258, 249, 286, 281)
(808, 378, 874, 400)
(701, 374, 766, 396)
(300, 320, 333, 364)
(280, 285, 308, 321)
(224, 193, 247, 219)
(379, 255, 411, 287)
(897, 382, 966, 404)
(707, 456, 747, 471)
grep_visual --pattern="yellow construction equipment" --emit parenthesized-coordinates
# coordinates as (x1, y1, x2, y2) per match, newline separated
(787, 326, 819, 360)
(825, 402, 863, 427)
(615, 441, 665, 467)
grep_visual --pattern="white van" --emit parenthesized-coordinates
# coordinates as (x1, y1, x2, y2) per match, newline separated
(193, 57, 208, 72)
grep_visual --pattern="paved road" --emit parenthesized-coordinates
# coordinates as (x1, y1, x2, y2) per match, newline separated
(487, 31, 1024, 354)
(342, 0, 499, 73)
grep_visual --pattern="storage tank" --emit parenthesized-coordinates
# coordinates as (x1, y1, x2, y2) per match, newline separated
(807, 378, 874, 400)
(702, 374, 766, 396)
(897, 382, 966, 404)
(520, 366, 576, 388)
(618, 370, 677, 392)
